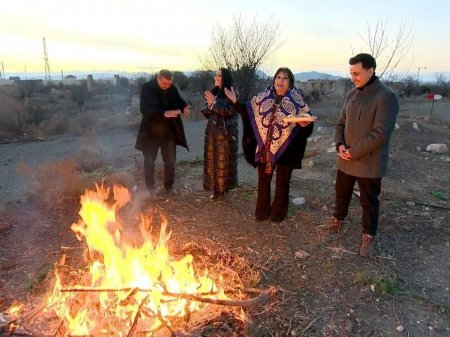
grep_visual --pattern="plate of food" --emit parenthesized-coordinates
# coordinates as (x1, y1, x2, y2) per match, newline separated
(283, 114, 317, 123)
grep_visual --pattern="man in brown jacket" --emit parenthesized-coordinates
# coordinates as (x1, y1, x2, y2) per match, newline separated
(321, 53, 399, 257)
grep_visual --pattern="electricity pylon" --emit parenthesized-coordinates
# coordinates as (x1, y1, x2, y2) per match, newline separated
(43, 38, 51, 80)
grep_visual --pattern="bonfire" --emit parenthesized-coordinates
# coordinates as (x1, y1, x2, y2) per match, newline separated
(1, 184, 273, 337)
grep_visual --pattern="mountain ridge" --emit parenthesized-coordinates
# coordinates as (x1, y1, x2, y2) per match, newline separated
(294, 71, 344, 81)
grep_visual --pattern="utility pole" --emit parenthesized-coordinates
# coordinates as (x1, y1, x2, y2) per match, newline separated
(1, 61, 4, 79)
(416, 66, 427, 86)
(43, 37, 51, 80)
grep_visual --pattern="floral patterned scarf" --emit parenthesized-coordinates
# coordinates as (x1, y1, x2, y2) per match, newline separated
(245, 86, 310, 167)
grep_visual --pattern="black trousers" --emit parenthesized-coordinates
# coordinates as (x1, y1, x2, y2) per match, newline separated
(143, 138, 176, 189)
(255, 163, 293, 221)
(334, 169, 381, 236)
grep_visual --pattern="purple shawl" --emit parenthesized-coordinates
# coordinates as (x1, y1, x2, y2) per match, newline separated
(245, 86, 310, 165)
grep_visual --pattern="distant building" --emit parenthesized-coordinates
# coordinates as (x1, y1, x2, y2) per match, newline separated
(296, 79, 352, 100)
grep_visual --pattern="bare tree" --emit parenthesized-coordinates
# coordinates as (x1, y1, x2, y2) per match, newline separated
(433, 72, 450, 96)
(359, 20, 414, 82)
(188, 70, 214, 92)
(201, 15, 281, 101)
(172, 71, 189, 91)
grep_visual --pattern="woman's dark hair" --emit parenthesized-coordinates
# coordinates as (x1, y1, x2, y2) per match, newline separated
(211, 68, 234, 98)
(272, 67, 295, 89)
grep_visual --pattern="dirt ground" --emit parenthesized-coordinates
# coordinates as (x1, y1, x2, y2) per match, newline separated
(0, 95, 449, 336)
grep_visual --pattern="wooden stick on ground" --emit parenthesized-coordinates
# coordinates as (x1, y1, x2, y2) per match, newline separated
(60, 286, 276, 307)
(301, 308, 325, 336)
(162, 287, 275, 307)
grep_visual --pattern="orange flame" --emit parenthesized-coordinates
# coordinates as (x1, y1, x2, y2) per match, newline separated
(45, 184, 225, 336)
(5, 303, 23, 316)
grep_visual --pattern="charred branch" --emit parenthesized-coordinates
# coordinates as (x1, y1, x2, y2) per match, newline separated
(59, 286, 275, 308)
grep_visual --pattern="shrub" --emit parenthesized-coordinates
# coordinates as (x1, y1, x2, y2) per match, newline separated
(69, 82, 89, 110)
(173, 71, 189, 91)
(78, 133, 105, 172)
(40, 119, 71, 135)
(16, 158, 86, 209)
(25, 103, 47, 125)
(73, 113, 98, 133)
(0, 114, 23, 138)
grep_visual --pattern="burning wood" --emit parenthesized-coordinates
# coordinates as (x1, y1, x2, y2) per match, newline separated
(57, 286, 274, 307)
(2, 184, 273, 336)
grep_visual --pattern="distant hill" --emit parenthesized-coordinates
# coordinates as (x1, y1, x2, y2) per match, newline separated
(294, 71, 343, 81)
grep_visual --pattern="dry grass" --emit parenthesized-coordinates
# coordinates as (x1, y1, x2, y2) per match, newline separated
(2, 92, 449, 336)
(16, 158, 87, 209)
(77, 132, 105, 172)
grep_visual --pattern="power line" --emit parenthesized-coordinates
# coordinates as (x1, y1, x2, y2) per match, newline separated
(43, 37, 51, 80)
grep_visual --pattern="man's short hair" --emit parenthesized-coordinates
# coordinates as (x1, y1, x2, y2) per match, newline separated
(349, 53, 376, 70)
(158, 69, 173, 80)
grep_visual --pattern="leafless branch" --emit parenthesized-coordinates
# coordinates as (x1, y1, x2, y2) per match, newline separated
(360, 19, 414, 82)
(200, 15, 281, 100)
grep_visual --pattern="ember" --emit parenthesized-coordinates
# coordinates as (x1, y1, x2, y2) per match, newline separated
(43, 183, 227, 336)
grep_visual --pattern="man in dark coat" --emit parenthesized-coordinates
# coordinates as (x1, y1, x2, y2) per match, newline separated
(321, 53, 399, 257)
(135, 69, 190, 195)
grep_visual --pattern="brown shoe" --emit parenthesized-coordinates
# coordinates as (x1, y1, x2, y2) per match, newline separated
(318, 217, 343, 232)
(359, 234, 375, 257)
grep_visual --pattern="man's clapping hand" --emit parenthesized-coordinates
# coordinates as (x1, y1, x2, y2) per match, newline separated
(182, 105, 190, 118)
(164, 110, 181, 118)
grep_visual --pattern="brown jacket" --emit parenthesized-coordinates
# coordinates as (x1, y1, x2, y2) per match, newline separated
(335, 77, 399, 178)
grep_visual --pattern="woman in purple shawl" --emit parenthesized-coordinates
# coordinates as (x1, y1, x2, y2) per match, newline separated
(225, 67, 314, 223)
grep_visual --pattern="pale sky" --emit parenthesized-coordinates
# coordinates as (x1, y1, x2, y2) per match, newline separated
(1, 0, 449, 80)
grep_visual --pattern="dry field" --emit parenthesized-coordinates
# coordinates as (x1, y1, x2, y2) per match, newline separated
(0, 86, 449, 336)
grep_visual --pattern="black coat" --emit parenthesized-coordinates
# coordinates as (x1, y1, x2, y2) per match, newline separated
(135, 79, 188, 152)
(201, 97, 238, 193)
(232, 101, 313, 169)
